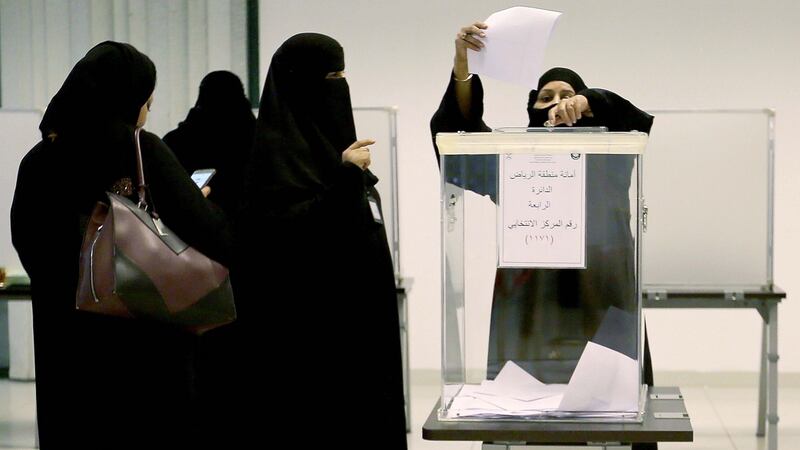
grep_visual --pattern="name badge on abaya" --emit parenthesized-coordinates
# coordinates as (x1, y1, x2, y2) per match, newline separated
(367, 195, 383, 224)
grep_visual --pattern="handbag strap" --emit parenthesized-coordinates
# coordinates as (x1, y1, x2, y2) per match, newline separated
(133, 127, 159, 219)
(133, 128, 167, 235)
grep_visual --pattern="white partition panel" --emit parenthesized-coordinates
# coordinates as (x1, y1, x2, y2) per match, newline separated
(353, 107, 401, 277)
(0, 109, 42, 275)
(0, 109, 41, 381)
(642, 109, 773, 290)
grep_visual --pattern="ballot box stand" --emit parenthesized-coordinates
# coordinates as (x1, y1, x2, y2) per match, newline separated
(430, 129, 692, 447)
(424, 387, 693, 449)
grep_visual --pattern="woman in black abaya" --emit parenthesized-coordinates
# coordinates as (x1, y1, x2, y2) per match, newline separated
(10, 42, 231, 449)
(163, 70, 256, 216)
(235, 33, 406, 448)
(431, 22, 656, 435)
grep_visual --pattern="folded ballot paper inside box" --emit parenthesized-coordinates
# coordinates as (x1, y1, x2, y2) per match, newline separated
(443, 307, 642, 421)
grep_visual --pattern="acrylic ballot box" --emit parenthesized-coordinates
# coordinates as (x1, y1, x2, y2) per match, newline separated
(437, 128, 649, 423)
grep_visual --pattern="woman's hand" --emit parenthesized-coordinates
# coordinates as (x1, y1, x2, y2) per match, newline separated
(454, 22, 487, 80)
(201, 186, 211, 197)
(342, 139, 376, 171)
(547, 94, 593, 127)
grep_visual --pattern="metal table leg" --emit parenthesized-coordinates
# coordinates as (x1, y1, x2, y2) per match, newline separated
(397, 288, 410, 432)
(766, 303, 779, 450)
(757, 317, 767, 437)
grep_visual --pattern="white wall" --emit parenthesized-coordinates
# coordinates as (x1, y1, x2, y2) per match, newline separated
(259, 0, 800, 374)
(0, 0, 248, 136)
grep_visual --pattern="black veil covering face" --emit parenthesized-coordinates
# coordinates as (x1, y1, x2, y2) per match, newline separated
(163, 70, 255, 215)
(231, 33, 407, 449)
(245, 32, 358, 217)
(526, 67, 588, 127)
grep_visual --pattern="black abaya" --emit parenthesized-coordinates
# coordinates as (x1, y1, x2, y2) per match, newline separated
(10, 42, 231, 450)
(226, 33, 407, 449)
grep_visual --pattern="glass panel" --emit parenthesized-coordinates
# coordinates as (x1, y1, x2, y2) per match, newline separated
(642, 110, 772, 289)
(441, 171, 466, 409)
(440, 130, 644, 423)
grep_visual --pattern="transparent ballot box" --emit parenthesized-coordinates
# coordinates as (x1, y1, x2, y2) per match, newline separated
(438, 128, 649, 423)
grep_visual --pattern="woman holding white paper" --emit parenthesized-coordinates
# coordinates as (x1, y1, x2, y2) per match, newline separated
(431, 20, 656, 434)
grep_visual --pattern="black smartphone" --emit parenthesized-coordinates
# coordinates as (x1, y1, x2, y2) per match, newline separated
(191, 168, 216, 189)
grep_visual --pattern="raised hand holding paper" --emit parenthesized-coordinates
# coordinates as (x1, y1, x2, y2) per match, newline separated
(467, 7, 561, 88)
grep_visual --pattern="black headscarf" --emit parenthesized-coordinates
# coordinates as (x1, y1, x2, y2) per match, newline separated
(39, 41, 156, 184)
(197, 71, 250, 110)
(536, 67, 587, 92)
(246, 33, 357, 216)
(163, 71, 255, 215)
(40, 41, 155, 138)
(526, 67, 588, 126)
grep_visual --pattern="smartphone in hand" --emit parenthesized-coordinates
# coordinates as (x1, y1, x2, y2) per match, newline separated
(191, 168, 216, 189)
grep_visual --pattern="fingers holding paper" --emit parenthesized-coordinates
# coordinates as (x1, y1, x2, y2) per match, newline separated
(547, 95, 592, 127)
(456, 22, 488, 53)
(464, 7, 562, 87)
(454, 22, 487, 83)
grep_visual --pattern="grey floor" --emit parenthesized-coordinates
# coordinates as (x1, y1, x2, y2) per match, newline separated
(1, 374, 798, 449)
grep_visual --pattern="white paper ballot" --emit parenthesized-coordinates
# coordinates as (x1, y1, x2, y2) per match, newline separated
(558, 341, 640, 412)
(467, 7, 562, 87)
(493, 359, 543, 387)
(476, 361, 566, 401)
(445, 345, 640, 418)
(446, 382, 564, 418)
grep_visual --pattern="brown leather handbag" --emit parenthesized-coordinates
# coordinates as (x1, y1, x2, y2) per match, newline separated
(75, 128, 236, 335)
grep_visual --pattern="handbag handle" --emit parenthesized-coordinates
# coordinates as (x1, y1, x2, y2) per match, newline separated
(134, 128, 147, 209)
(133, 127, 160, 219)
(133, 128, 167, 236)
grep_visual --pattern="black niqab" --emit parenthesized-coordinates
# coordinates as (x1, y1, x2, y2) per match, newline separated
(247, 33, 357, 215)
(527, 67, 588, 126)
(231, 33, 408, 448)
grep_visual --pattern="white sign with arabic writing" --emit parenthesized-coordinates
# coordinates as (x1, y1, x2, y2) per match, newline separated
(498, 153, 586, 268)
